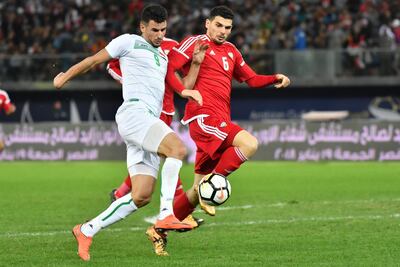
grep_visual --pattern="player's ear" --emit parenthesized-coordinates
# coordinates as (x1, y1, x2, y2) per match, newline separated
(139, 22, 146, 33)
(205, 19, 210, 30)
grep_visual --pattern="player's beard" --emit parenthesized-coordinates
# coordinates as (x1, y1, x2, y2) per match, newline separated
(152, 38, 163, 47)
(214, 35, 226, 44)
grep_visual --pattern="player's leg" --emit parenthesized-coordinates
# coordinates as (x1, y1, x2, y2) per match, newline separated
(173, 116, 224, 217)
(160, 113, 203, 226)
(160, 114, 186, 199)
(0, 140, 4, 151)
(172, 176, 204, 227)
(213, 129, 258, 176)
(108, 168, 202, 228)
(73, 172, 156, 261)
(115, 103, 191, 230)
(73, 104, 160, 261)
(174, 177, 184, 198)
(194, 128, 255, 214)
(142, 121, 192, 231)
(175, 118, 253, 217)
(174, 151, 218, 218)
(155, 112, 203, 227)
(110, 174, 131, 201)
(111, 169, 183, 203)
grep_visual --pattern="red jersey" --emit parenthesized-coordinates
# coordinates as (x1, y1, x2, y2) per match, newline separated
(159, 38, 179, 115)
(0, 89, 12, 113)
(106, 37, 179, 115)
(168, 34, 256, 124)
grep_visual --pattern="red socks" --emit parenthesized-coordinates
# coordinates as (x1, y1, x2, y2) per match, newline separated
(114, 174, 131, 198)
(114, 174, 185, 199)
(173, 192, 195, 221)
(174, 178, 184, 197)
(173, 147, 247, 221)
(213, 147, 247, 177)
(173, 178, 192, 220)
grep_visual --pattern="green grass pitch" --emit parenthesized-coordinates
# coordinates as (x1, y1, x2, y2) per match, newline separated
(1, 161, 400, 266)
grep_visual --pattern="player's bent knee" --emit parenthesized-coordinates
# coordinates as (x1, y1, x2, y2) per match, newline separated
(131, 192, 152, 208)
(173, 144, 187, 160)
(165, 142, 187, 160)
(159, 134, 187, 160)
(245, 136, 259, 156)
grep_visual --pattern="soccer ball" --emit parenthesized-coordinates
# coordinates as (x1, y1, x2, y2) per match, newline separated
(198, 174, 231, 206)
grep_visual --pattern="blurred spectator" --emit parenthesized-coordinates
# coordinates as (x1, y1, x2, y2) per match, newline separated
(293, 22, 307, 50)
(344, 23, 367, 74)
(378, 15, 397, 75)
(52, 100, 69, 121)
(392, 19, 400, 45)
(0, 0, 399, 80)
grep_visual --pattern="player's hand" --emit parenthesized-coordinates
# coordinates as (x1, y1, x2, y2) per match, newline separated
(0, 140, 4, 152)
(192, 40, 209, 65)
(5, 103, 16, 115)
(181, 89, 203, 106)
(53, 72, 67, 89)
(274, 74, 290, 88)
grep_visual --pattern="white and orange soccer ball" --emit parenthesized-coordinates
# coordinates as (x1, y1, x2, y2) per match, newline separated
(198, 174, 231, 206)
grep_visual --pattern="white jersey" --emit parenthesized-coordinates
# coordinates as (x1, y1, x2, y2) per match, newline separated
(106, 34, 168, 116)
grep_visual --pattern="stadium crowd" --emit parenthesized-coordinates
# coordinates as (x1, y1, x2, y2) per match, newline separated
(0, 0, 399, 80)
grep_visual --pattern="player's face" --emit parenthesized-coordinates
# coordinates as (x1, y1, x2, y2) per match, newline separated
(205, 16, 233, 44)
(140, 20, 167, 47)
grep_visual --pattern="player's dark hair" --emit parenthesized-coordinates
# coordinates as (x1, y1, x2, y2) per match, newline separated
(209, 6, 234, 20)
(140, 4, 168, 24)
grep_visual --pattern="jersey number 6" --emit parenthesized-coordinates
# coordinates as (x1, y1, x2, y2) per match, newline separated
(222, 56, 229, 71)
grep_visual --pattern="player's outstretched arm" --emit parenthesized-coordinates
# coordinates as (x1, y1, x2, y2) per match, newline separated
(165, 64, 203, 106)
(273, 74, 290, 88)
(240, 64, 290, 89)
(181, 89, 203, 106)
(53, 49, 111, 89)
(181, 40, 208, 90)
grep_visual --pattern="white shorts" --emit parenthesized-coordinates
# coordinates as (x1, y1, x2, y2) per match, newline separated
(116, 100, 173, 178)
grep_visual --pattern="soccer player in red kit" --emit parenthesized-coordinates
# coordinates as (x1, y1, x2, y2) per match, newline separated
(0, 89, 16, 116)
(165, 6, 290, 218)
(106, 37, 208, 256)
(0, 89, 16, 151)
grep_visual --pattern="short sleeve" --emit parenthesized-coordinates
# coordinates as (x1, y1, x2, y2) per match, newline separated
(105, 34, 132, 59)
(167, 36, 198, 70)
(172, 36, 198, 60)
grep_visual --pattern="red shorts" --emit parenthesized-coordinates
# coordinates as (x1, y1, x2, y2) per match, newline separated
(160, 112, 173, 127)
(188, 116, 243, 174)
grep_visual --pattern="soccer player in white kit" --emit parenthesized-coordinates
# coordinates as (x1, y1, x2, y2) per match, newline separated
(53, 4, 202, 261)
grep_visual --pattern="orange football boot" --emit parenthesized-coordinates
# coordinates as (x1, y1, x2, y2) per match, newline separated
(154, 214, 193, 232)
(72, 224, 92, 261)
(145, 226, 169, 256)
(197, 174, 216, 216)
